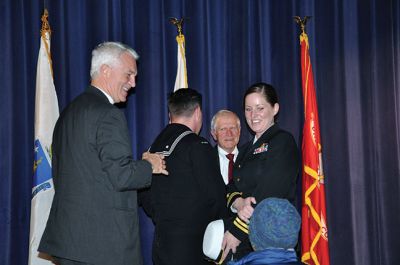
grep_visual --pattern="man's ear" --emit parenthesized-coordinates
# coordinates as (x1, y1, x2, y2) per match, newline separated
(100, 64, 110, 77)
(211, 130, 217, 141)
(195, 106, 202, 121)
(193, 106, 202, 130)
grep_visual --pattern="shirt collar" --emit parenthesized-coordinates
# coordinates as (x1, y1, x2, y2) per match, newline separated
(217, 145, 239, 156)
(94, 86, 114, 104)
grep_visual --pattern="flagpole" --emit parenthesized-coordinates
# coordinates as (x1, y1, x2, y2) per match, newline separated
(169, 17, 188, 91)
(29, 9, 59, 265)
(294, 16, 330, 265)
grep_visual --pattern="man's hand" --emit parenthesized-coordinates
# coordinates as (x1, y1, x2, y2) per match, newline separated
(221, 231, 241, 262)
(232, 197, 256, 223)
(142, 152, 168, 175)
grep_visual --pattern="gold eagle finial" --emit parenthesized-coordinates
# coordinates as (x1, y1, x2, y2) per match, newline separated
(294, 16, 312, 34)
(169, 17, 186, 36)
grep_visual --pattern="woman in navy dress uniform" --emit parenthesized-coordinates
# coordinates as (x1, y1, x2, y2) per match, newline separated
(221, 83, 300, 262)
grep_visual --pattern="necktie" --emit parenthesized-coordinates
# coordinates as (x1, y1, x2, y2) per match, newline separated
(226, 153, 234, 183)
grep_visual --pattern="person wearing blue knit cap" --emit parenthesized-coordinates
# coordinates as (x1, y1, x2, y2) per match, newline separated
(227, 198, 303, 265)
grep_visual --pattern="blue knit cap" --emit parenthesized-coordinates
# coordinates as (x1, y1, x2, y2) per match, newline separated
(249, 198, 301, 250)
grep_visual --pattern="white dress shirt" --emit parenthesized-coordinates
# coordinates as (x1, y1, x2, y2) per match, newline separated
(217, 145, 239, 185)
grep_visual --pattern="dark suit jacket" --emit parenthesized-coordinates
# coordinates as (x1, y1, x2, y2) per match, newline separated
(139, 123, 228, 265)
(39, 86, 153, 265)
(225, 124, 300, 259)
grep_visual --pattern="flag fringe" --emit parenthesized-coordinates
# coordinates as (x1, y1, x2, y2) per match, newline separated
(176, 34, 188, 88)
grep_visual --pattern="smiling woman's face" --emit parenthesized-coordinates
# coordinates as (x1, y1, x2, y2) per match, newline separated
(244, 92, 279, 138)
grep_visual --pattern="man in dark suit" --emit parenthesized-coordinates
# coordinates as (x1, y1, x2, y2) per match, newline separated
(139, 88, 229, 265)
(209, 110, 241, 263)
(211, 110, 241, 185)
(38, 42, 167, 265)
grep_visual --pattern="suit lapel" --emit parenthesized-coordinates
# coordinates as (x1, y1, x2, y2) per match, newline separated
(236, 141, 253, 165)
(238, 124, 281, 164)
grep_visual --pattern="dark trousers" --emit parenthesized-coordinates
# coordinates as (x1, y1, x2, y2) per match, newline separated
(152, 229, 210, 265)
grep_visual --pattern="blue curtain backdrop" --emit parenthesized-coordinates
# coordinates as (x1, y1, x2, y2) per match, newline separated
(1, 0, 399, 264)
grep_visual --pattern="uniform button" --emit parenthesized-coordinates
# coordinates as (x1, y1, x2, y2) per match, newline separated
(236, 177, 240, 182)
(238, 164, 241, 168)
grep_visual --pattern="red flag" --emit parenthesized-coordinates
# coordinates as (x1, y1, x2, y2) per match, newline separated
(299, 31, 330, 265)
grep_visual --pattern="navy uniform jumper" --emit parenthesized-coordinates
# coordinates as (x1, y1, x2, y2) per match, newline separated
(140, 123, 228, 265)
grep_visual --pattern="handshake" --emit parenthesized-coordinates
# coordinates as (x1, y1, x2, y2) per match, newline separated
(142, 151, 168, 175)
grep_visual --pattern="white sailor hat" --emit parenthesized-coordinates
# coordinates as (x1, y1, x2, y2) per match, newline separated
(202, 219, 225, 264)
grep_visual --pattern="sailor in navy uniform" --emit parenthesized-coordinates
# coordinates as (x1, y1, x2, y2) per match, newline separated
(139, 88, 228, 265)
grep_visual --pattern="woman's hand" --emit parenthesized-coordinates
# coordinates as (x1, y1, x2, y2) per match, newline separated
(233, 197, 256, 223)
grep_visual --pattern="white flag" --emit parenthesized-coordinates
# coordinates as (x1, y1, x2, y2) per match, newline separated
(29, 10, 59, 265)
(173, 34, 188, 92)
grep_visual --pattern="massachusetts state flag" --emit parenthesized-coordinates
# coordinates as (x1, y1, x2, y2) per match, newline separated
(299, 30, 330, 265)
(29, 9, 59, 265)
(173, 32, 188, 92)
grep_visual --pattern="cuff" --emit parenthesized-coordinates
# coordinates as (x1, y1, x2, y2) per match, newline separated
(226, 192, 242, 208)
(229, 216, 249, 242)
